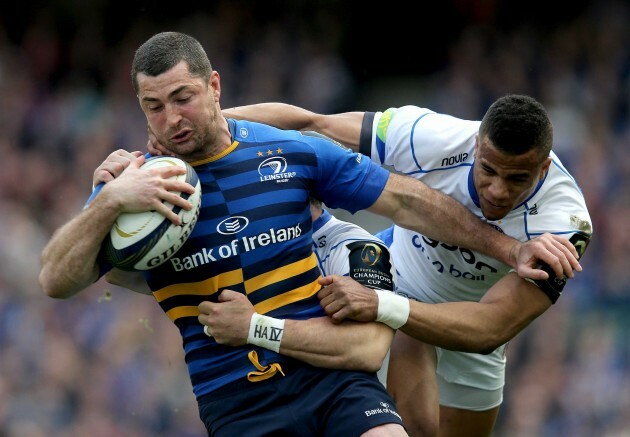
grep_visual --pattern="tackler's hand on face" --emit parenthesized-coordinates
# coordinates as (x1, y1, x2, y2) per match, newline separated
(317, 275, 379, 324)
(198, 290, 255, 346)
(147, 126, 175, 157)
(510, 232, 582, 281)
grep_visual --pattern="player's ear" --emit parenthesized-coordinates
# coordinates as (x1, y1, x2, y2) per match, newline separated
(474, 134, 480, 158)
(539, 157, 552, 180)
(210, 71, 221, 101)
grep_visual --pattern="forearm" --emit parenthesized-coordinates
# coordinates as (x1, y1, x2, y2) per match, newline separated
(39, 196, 120, 299)
(280, 318, 393, 372)
(371, 174, 518, 267)
(223, 103, 363, 151)
(205, 293, 394, 372)
(401, 301, 509, 354)
(401, 276, 551, 354)
(224, 103, 314, 130)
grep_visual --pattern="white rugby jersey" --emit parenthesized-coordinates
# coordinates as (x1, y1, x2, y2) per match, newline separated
(312, 210, 396, 291)
(360, 106, 592, 304)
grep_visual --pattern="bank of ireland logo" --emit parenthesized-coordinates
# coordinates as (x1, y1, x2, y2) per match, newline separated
(258, 157, 287, 175)
(361, 243, 382, 266)
(217, 216, 249, 235)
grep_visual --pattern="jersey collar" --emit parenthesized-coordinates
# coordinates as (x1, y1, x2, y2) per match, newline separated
(312, 209, 332, 233)
(227, 118, 236, 140)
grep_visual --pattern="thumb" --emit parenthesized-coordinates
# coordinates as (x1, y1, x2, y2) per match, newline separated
(319, 275, 343, 286)
(318, 276, 334, 286)
(218, 289, 239, 302)
(518, 266, 549, 282)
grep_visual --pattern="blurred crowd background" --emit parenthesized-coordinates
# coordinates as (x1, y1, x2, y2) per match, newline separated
(0, 0, 628, 436)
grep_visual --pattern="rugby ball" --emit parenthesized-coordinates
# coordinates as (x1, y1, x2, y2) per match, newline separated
(102, 156, 201, 271)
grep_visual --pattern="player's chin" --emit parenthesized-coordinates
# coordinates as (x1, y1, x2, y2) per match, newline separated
(167, 141, 198, 157)
(480, 201, 510, 221)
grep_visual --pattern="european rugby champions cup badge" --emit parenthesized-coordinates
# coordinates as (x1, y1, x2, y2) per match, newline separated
(346, 241, 394, 291)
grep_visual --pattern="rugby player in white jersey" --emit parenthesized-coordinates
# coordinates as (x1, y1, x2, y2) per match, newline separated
(221, 95, 593, 437)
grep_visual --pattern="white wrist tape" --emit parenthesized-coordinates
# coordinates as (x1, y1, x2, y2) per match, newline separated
(375, 289, 410, 330)
(247, 313, 285, 353)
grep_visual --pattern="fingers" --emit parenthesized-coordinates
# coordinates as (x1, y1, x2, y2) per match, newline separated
(155, 204, 183, 226)
(548, 234, 582, 272)
(538, 234, 580, 279)
(149, 166, 196, 195)
(140, 164, 196, 224)
(519, 233, 582, 281)
(319, 297, 348, 323)
(318, 292, 337, 313)
(164, 179, 197, 196)
(198, 301, 212, 315)
(93, 149, 143, 186)
(317, 276, 354, 323)
(548, 233, 579, 258)
(203, 324, 213, 338)
(147, 128, 174, 156)
(94, 170, 114, 185)
(129, 154, 146, 169)
(198, 306, 214, 338)
(539, 245, 571, 279)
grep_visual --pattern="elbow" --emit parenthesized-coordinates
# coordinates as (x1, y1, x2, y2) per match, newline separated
(39, 269, 66, 299)
(342, 351, 387, 373)
(478, 345, 501, 356)
(333, 341, 390, 373)
(466, 331, 508, 355)
(349, 330, 392, 372)
(38, 265, 81, 299)
(351, 345, 389, 372)
(364, 352, 388, 373)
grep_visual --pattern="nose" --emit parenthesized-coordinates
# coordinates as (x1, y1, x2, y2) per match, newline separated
(165, 104, 182, 128)
(487, 177, 510, 201)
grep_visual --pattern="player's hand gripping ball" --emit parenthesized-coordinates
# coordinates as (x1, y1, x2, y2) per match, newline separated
(102, 156, 201, 271)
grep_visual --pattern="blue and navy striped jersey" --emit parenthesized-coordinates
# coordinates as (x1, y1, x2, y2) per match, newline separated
(129, 119, 390, 398)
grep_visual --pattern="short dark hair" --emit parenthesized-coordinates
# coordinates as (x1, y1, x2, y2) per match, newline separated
(131, 32, 212, 94)
(309, 197, 323, 209)
(479, 95, 553, 162)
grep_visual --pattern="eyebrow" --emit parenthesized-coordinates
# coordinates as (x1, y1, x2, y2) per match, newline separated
(141, 85, 191, 103)
(482, 161, 531, 178)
